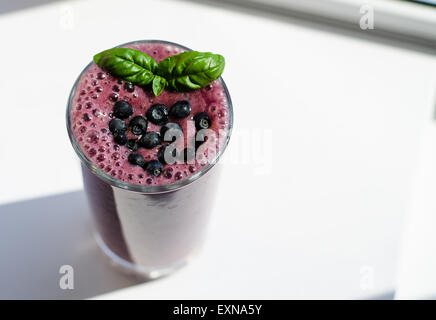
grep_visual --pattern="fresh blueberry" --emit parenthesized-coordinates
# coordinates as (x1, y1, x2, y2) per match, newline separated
(126, 139, 139, 151)
(108, 118, 127, 134)
(124, 82, 134, 93)
(169, 100, 191, 119)
(129, 116, 148, 136)
(145, 160, 163, 177)
(194, 112, 211, 130)
(160, 122, 183, 142)
(113, 100, 133, 119)
(146, 104, 168, 125)
(158, 144, 177, 165)
(139, 131, 160, 149)
(128, 153, 146, 167)
(113, 132, 128, 145)
(183, 148, 196, 163)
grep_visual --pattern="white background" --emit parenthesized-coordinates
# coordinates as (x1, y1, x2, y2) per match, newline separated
(0, 0, 436, 299)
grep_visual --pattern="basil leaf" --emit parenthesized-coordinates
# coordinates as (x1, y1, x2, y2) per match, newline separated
(93, 48, 158, 86)
(156, 51, 225, 92)
(152, 76, 167, 96)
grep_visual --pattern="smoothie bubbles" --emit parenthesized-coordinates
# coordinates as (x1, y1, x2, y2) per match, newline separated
(66, 41, 232, 278)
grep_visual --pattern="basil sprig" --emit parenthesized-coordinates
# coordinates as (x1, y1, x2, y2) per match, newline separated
(156, 51, 225, 92)
(93, 48, 157, 86)
(152, 75, 167, 97)
(93, 47, 225, 96)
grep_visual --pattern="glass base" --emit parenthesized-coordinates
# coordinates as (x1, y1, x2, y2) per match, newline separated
(95, 234, 189, 280)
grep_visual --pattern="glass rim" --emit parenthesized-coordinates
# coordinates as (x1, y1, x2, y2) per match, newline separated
(66, 39, 233, 194)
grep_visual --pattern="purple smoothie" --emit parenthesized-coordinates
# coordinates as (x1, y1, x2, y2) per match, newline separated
(67, 40, 232, 277)
(70, 41, 230, 186)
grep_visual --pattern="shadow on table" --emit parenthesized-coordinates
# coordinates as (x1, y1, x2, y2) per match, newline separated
(0, 0, 77, 14)
(0, 191, 143, 299)
(0, 0, 69, 15)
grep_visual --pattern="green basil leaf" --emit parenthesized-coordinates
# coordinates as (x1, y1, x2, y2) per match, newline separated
(156, 51, 225, 92)
(152, 76, 167, 96)
(93, 48, 158, 86)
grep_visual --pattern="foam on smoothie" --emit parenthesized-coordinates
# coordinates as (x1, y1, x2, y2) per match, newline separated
(70, 41, 231, 186)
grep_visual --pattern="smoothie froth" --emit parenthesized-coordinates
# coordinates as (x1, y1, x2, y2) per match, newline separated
(70, 41, 231, 186)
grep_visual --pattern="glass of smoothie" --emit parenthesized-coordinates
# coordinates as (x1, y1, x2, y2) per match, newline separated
(66, 40, 233, 279)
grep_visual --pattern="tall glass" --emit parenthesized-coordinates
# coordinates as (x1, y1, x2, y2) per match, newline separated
(66, 40, 233, 279)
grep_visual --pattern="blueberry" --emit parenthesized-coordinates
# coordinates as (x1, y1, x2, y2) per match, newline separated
(126, 139, 138, 151)
(139, 131, 160, 149)
(113, 132, 127, 145)
(113, 100, 133, 119)
(128, 153, 146, 168)
(129, 116, 148, 136)
(146, 104, 168, 125)
(145, 160, 163, 177)
(124, 82, 135, 92)
(108, 118, 127, 134)
(158, 144, 177, 164)
(169, 100, 191, 119)
(183, 148, 196, 163)
(194, 112, 211, 130)
(160, 122, 183, 142)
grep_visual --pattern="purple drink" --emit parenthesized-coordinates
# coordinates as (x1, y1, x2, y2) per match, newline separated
(66, 40, 232, 278)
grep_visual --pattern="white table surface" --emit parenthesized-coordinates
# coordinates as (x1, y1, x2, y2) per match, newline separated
(1, 0, 436, 299)
(395, 124, 436, 300)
